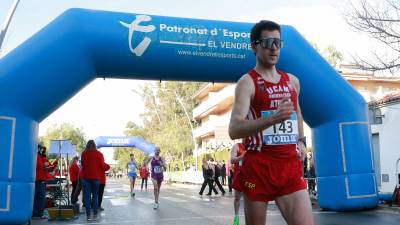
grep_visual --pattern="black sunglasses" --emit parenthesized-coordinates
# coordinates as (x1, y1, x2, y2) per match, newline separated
(255, 38, 283, 49)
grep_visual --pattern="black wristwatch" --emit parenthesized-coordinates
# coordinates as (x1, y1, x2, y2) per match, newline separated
(298, 137, 306, 147)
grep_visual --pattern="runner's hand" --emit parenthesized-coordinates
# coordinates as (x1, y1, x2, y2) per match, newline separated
(297, 141, 307, 161)
(271, 97, 293, 124)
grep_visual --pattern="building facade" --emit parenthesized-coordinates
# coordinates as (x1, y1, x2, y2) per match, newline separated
(368, 92, 400, 194)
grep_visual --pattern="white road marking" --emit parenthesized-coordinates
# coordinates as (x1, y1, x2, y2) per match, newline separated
(109, 198, 129, 206)
(135, 197, 154, 204)
(161, 196, 188, 203)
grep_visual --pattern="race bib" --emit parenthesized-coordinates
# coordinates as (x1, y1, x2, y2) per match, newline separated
(261, 110, 299, 145)
(128, 164, 136, 173)
(153, 166, 163, 173)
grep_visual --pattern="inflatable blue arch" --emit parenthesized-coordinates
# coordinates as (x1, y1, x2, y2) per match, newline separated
(0, 8, 377, 224)
(95, 136, 156, 156)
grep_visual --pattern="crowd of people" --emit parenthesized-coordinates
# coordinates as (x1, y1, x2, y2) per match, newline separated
(32, 140, 166, 221)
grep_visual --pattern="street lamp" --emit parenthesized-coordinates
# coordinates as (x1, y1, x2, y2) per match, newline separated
(0, 0, 21, 57)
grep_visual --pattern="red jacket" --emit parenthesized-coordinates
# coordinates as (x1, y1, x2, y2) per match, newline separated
(99, 161, 110, 184)
(35, 154, 46, 181)
(139, 166, 149, 179)
(35, 154, 57, 182)
(69, 161, 80, 182)
(80, 149, 106, 180)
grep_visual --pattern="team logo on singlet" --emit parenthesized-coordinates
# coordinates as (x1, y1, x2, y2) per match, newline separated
(120, 15, 156, 56)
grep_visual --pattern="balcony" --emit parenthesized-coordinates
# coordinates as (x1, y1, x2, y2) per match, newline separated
(193, 115, 230, 139)
(192, 83, 228, 100)
(193, 84, 235, 120)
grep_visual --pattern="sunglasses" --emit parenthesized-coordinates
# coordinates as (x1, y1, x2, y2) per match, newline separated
(255, 38, 283, 49)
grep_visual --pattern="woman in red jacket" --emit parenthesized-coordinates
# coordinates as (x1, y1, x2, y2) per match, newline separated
(80, 140, 106, 221)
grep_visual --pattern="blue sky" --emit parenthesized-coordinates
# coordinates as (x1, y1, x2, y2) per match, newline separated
(0, 0, 373, 140)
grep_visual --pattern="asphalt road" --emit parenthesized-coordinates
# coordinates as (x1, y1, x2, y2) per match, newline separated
(29, 178, 400, 225)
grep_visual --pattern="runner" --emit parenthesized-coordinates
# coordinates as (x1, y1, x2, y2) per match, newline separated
(228, 20, 314, 225)
(139, 162, 150, 191)
(231, 142, 246, 225)
(147, 147, 166, 209)
(127, 154, 138, 198)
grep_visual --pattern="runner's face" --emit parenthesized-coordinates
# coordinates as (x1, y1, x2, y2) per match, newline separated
(255, 30, 281, 67)
(155, 148, 160, 156)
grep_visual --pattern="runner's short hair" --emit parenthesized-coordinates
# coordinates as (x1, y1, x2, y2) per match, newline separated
(250, 20, 281, 43)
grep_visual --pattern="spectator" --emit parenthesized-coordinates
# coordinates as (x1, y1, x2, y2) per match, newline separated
(32, 145, 57, 219)
(69, 156, 79, 204)
(80, 140, 107, 221)
(98, 156, 110, 211)
(221, 160, 227, 185)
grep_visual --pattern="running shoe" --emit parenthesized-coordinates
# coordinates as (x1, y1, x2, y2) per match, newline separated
(131, 193, 135, 198)
(153, 203, 158, 209)
(233, 215, 239, 225)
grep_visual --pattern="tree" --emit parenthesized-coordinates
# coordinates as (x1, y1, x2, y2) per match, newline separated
(344, 0, 400, 74)
(322, 45, 344, 68)
(126, 81, 202, 165)
(308, 39, 344, 68)
(39, 122, 86, 153)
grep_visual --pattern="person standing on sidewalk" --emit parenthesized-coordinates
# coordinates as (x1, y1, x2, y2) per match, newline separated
(98, 157, 110, 211)
(32, 145, 57, 219)
(69, 156, 79, 205)
(221, 160, 227, 186)
(80, 140, 107, 221)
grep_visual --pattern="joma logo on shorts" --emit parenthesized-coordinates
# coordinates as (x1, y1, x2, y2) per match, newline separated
(245, 181, 256, 189)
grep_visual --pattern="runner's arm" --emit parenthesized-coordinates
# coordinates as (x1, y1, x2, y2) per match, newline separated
(161, 157, 167, 170)
(289, 73, 306, 161)
(230, 144, 243, 164)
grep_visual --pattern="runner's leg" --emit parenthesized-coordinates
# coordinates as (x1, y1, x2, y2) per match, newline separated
(275, 189, 314, 225)
(243, 195, 267, 225)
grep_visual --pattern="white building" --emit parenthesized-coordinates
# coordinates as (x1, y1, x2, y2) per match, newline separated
(368, 92, 400, 194)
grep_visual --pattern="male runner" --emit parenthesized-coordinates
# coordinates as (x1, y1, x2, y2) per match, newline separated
(229, 20, 314, 225)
